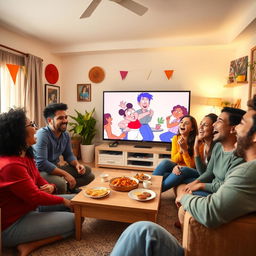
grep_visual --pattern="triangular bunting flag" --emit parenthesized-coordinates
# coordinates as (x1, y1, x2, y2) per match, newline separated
(6, 64, 20, 84)
(146, 70, 152, 80)
(120, 71, 128, 80)
(164, 70, 174, 80)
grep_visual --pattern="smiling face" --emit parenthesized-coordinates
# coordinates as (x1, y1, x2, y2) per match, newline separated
(179, 117, 193, 136)
(172, 107, 184, 119)
(138, 97, 150, 110)
(48, 110, 68, 134)
(125, 108, 138, 121)
(198, 116, 214, 140)
(25, 119, 37, 146)
(235, 110, 255, 159)
(213, 112, 233, 142)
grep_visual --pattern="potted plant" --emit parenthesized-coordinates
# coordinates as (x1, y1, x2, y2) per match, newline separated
(155, 117, 164, 130)
(69, 108, 97, 163)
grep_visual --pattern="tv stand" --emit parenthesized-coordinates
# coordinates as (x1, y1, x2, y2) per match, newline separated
(95, 143, 171, 171)
(134, 145, 152, 149)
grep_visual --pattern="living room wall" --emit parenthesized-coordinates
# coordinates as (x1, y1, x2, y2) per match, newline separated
(1, 26, 256, 143)
(60, 45, 235, 142)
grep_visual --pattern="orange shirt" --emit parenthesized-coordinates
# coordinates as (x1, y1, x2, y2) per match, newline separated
(171, 135, 196, 168)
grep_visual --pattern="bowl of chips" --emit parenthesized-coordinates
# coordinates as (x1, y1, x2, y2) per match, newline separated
(109, 176, 139, 192)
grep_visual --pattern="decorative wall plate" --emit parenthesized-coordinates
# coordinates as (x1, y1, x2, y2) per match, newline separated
(45, 64, 59, 84)
(89, 66, 105, 83)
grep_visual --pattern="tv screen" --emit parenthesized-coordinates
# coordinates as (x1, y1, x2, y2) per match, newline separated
(103, 91, 190, 144)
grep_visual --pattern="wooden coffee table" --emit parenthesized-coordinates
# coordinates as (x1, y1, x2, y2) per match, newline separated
(71, 170, 163, 240)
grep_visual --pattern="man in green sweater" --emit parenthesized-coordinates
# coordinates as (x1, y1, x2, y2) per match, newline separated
(175, 107, 245, 197)
(110, 95, 256, 256)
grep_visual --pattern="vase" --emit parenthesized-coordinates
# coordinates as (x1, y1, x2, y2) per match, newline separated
(236, 75, 246, 82)
(80, 144, 95, 163)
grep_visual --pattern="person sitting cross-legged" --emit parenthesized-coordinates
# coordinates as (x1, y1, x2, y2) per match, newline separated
(0, 108, 75, 256)
(33, 103, 95, 193)
(110, 95, 256, 256)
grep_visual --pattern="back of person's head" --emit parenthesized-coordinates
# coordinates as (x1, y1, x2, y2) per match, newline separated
(205, 113, 218, 124)
(247, 94, 256, 136)
(221, 107, 246, 126)
(0, 108, 29, 156)
(43, 103, 68, 120)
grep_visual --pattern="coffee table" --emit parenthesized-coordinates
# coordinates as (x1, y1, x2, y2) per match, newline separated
(71, 170, 163, 240)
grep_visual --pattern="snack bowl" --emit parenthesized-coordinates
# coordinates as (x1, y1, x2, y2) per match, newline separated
(109, 176, 139, 192)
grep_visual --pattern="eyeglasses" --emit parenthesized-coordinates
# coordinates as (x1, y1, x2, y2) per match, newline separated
(25, 121, 37, 128)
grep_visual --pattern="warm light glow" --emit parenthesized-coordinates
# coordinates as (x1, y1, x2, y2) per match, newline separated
(206, 97, 222, 107)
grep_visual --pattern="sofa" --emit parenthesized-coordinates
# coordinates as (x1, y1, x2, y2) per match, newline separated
(182, 211, 256, 256)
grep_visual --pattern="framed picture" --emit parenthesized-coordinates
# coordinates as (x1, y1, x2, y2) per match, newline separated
(228, 56, 248, 83)
(249, 46, 256, 99)
(77, 84, 91, 102)
(45, 84, 60, 105)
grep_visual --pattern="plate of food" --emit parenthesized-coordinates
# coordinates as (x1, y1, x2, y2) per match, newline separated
(109, 176, 139, 192)
(134, 173, 151, 182)
(128, 188, 156, 201)
(83, 187, 110, 199)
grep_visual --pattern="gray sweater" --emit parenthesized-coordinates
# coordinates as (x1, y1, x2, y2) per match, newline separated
(181, 160, 256, 228)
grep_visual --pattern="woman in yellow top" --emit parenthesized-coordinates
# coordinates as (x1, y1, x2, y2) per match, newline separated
(153, 114, 217, 192)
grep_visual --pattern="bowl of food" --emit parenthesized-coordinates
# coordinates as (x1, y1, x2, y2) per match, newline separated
(109, 176, 139, 192)
(134, 173, 151, 182)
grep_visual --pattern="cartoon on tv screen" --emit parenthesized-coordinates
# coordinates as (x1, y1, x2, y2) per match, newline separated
(103, 91, 190, 143)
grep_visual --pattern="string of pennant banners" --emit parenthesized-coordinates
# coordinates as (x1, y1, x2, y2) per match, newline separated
(5, 63, 175, 85)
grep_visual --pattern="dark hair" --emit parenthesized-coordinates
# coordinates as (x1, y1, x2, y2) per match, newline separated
(119, 103, 133, 117)
(221, 107, 246, 126)
(178, 115, 198, 156)
(0, 108, 34, 158)
(103, 113, 111, 125)
(171, 105, 188, 116)
(205, 113, 218, 124)
(43, 103, 68, 121)
(247, 94, 256, 136)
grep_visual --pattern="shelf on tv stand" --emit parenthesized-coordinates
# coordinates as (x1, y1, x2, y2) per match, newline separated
(95, 143, 171, 171)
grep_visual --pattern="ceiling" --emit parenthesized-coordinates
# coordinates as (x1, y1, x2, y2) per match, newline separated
(0, 0, 256, 54)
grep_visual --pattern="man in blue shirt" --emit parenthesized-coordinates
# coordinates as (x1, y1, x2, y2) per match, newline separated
(34, 103, 95, 193)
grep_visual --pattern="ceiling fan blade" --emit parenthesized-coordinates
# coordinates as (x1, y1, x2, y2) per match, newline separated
(111, 0, 148, 16)
(80, 0, 102, 18)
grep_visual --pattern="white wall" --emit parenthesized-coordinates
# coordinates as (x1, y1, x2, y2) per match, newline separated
(2, 26, 256, 143)
(61, 45, 235, 142)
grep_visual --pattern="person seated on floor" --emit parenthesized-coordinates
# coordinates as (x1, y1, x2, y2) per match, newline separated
(152, 115, 198, 191)
(153, 113, 217, 193)
(0, 108, 75, 256)
(33, 103, 95, 194)
(110, 95, 256, 256)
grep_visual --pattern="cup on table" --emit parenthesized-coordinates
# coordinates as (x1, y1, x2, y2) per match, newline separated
(143, 180, 152, 189)
(100, 173, 109, 182)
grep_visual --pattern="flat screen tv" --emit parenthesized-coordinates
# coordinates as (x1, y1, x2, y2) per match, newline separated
(103, 91, 191, 144)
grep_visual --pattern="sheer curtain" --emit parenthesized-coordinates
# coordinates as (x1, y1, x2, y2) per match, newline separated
(0, 50, 44, 127)
(0, 50, 25, 112)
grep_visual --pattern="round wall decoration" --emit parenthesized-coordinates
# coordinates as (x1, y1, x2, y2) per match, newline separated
(89, 66, 105, 83)
(45, 64, 59, 84)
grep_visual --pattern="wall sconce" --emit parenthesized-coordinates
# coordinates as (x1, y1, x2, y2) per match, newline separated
(206, 97, 222, 113)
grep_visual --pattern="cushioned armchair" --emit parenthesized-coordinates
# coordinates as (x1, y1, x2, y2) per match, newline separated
(182, 211, 256, 256)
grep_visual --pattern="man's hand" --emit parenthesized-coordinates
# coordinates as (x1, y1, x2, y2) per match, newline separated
(63, 173, 76, 189)
(175, 190, 189, 208)
(172, 165, 182, 175)
(76, 163, 85, 175)
(184, 182, 205, 193)
(40, 184, 55, 194)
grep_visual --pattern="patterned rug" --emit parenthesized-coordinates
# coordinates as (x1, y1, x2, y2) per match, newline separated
(3, 190, 181, 256)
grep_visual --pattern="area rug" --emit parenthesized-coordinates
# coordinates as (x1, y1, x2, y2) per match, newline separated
(3, 189, 181, 256)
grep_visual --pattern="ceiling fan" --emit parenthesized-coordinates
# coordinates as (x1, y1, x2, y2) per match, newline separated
(80, 0, 148, 18)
